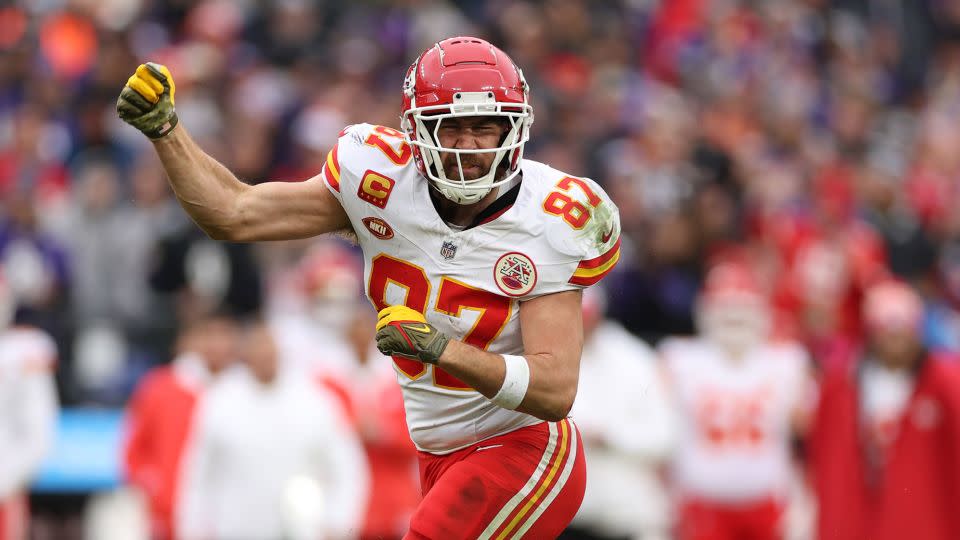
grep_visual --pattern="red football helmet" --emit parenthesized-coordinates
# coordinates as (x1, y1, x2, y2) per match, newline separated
(696, 263, 772, 354)
(400, 37, 534, 204)
(297, 241, 363, 329)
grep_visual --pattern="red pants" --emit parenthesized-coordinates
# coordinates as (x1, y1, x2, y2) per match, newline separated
(406, 419, 586, 540)
(0, 495, 27, 540)
(678, 498, 784, 540)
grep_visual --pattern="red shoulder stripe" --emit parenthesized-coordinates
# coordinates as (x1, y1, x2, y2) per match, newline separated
(576, 236, 621, 270)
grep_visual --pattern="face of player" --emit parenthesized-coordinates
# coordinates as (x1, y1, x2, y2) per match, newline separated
(697, 296, 770, 356)
(192, 318, 239, 374)
(435, 116, 509, 181)
(243, 322, 279, 384)
(870, 327, 922, 369)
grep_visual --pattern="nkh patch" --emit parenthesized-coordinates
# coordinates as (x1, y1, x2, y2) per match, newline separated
(494, 252, 537, 296)
(362, 217, 394, 239)
(440, 241, 458, 260)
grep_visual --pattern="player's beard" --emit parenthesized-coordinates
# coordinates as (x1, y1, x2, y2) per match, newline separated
(442, 152, 493, 181)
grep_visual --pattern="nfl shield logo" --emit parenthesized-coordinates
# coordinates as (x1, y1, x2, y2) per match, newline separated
(440, 241, 457, 260)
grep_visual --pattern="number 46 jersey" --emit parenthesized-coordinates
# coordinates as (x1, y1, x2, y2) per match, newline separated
(322, 124, 621, 454)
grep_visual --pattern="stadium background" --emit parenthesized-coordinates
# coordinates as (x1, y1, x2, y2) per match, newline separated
(3, 0, 960, 538)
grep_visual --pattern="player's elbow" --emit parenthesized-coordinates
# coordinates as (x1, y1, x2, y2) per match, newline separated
(524, 357, 578, 421)
(539, 406, 571, 423)
(533, 388, 576, 422)
(554, 393, 576, 421)
(203, 225, 235, 242)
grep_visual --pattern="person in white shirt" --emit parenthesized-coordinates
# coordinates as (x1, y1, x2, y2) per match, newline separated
(0, 276, 58, 540)
(176, 318, 369, 540)
(564, 286, 675, 540)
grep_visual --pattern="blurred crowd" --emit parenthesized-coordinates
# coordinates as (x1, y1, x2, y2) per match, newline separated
(3, 0, 960, 539)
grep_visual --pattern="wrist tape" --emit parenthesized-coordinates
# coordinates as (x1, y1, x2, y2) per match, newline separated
(490, 354, 530, 410)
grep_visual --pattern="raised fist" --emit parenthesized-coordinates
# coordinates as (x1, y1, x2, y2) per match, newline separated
(116, 62, 179, 139)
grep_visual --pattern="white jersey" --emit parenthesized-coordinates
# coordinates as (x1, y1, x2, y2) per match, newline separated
(269, 311, 356, 376)
(661, 337, 809, 502)
(177, 366, 369, 540)
(323, 123, 621, 453)
(570, 321, 673, 537)
(0, 327, 58, 499)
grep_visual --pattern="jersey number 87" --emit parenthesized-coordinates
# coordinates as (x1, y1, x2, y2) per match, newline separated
(369, 254, 512, 391)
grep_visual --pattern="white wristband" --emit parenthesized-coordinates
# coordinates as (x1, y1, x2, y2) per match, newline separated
(491, 354, 530, 410)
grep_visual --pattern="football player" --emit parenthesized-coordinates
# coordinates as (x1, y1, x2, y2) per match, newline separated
(118, 37, 621, 538)
(660, 263, 813, 540)
(0, 273, 58, 540)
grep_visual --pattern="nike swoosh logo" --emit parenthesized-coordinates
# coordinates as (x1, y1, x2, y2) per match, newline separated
(475, 444, 503, 452)
(407, 324, 431, 333)
(601, 224, 615, 244)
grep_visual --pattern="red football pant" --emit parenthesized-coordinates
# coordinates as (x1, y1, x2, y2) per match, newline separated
(678, 497, 784, 540)
(406, 419, 586, 540)
(0, 495, 27, 540)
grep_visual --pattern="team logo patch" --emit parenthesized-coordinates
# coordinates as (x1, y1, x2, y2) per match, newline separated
(494, 252, 537, 296)
(362, 217, 394, 239)
(440, 240, 458, 260)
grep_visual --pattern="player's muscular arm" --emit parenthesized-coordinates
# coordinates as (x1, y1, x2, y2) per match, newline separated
(442, 290, 583, 421)
(118, 62, 350, 241)
(376, 291, 583, 422)
(152, 128, 350, 241)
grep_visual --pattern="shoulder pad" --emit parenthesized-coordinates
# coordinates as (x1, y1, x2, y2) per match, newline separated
(535, 172, 621, 287)
(323, 124, 414, 198)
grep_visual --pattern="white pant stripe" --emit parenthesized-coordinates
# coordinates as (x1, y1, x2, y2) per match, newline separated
(511, 419, 579, 539)
(477, 422, 559, 540)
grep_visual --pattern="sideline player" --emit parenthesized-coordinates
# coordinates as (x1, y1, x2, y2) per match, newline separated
(661, 263, 812, 540)
(117, 37, 621, 538)
(0, 274, 58, 540)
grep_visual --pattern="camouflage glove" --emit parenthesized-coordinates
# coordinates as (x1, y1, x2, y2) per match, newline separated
(375, 305, 450, 365)
(116, 62, 179, 139)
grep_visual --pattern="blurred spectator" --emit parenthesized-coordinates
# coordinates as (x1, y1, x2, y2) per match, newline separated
(809, 281, 960, 540)
(109, 152, 191, 360)
(927, 241, 960, 353)
(336, 302, 420, 540)
(562, 286, 674, 540)
(760, 165, 890, 353)
(0, 189, 69, 326)
(267, 239, 363, 375)
(0, 273, 58, 540)
(122, 312, 238, 540)
(661, 263, 813, 540)
(54, 155, 126, 322)
(6, 0, 960, 535)
(149, 227, 263, 324)
(176, 318, 368, 540)
(267, 241, 417, 539)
